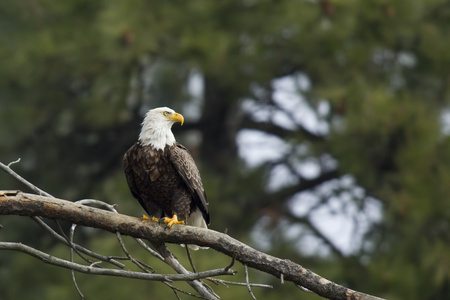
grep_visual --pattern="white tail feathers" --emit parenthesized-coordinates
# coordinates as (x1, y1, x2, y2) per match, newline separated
(185, 209, 209, 250)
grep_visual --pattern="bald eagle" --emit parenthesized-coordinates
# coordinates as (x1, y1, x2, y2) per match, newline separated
(123, 107, 210, 248)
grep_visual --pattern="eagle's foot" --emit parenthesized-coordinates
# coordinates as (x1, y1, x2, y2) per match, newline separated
(160, 214, 185, 229)
(141, 215, 159, 222)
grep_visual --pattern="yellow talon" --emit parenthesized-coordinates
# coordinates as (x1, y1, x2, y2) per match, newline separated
(141, 215, 159, 222)
(161, 214, 185, 229)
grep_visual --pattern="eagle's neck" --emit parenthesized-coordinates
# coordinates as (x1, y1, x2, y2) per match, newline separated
(138, 121, 176, 150)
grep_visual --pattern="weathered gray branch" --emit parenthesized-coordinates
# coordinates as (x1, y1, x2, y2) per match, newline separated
(150, 241, 221, 300)
(0, 190, 385, 300)
(0, 241, 235, 281)
(31, 214, 126, 268)
(0, 159, 223, 300)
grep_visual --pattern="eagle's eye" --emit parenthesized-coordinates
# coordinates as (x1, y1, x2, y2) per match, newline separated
(163, 111, 170, 116)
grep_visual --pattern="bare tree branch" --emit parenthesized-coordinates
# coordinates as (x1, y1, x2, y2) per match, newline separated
(31, 214, 126, 268)
(150, 241, 221, 300)
(1, 159, 226, 299)
(0, 241, 235, 281)
(0, 190, 386, 300)
(0, 160, 52, 197)
(244, 264, 257, 300)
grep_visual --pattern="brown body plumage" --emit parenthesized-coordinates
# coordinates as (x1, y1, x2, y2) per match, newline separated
(123, 107, 209, 240)
(123, 143, 209, 226)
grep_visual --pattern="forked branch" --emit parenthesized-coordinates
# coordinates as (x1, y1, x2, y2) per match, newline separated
(0, 190, 385, 300)
(0, 160, 384, 300)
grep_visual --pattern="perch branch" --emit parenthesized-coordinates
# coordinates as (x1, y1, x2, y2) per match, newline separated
(0, 159, 223, 300)
(0, 191, 385, 300)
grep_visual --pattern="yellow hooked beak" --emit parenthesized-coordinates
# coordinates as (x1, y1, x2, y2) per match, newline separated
(170, 112, 184, 125)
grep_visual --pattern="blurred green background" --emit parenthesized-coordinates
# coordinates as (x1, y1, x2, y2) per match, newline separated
(1, 1, 450, 299)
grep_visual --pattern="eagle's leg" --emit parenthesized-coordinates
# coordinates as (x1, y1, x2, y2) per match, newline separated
(160, 214, 185, 229)
(141, 215, 159, 222)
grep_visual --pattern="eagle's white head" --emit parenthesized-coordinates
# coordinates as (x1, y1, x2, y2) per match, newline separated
(139, 107, 184, 150)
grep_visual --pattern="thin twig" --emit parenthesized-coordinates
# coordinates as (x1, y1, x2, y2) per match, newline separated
(134, 238, 164, 261)
(245, 264, 257, 300)
(70, 224, 85, 299)
(207, 278, 272, 289)
(55, 220, 91, 265)
(185, 245, 197, 273)
(164, 282, 208, 300)
(89, 261, 103, 268)
(116, 232, 154, 273)
(7, 158, 21, 168)
(296, 284, 311, 292)
(0, 160, 52, 197)
(225, 252, 237, 271)
(151, 242, 220, 300)
(172, 288, 182, 300)
(75, 199, 118, 213)
(31, 217, 125, 268)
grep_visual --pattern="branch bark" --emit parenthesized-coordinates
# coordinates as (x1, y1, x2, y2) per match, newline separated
(0, 190, 385, 300)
